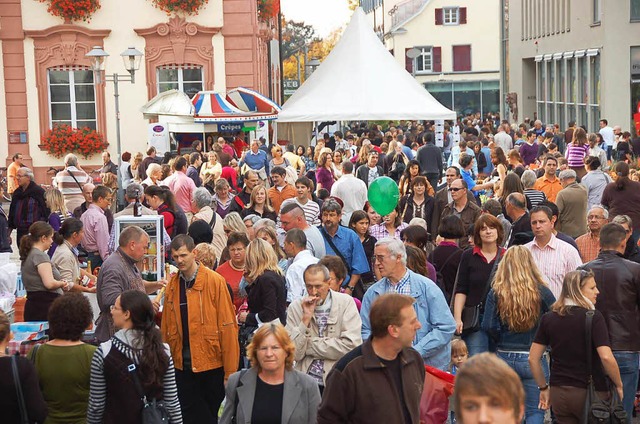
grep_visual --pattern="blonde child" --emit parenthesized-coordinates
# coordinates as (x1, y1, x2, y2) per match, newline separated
(449, 339, 469, 423)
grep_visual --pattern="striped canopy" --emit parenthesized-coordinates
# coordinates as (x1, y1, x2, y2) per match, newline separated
(192, 88, 279, 123)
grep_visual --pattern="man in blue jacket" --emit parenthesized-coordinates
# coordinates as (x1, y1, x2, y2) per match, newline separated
(360, 238, 456, 370)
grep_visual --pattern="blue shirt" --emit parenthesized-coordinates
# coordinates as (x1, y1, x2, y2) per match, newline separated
(319, 225, 370, 286)
(481, 146, 494, 175)
(360, 269, 456, 370)
(241, 149, 269, 175)
(460, 168, 478, 197)
(402, 145, 414, 160)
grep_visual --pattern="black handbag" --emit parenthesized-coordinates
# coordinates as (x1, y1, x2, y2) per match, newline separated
(452, 249, 502, 333)
(582, 311, 627, 424)
(238, 323, 258, 359)
(11, 355, 29, 424)
(128, 363, 170, 424)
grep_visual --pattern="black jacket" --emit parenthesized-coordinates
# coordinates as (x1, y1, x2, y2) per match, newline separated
(416, 143, 443, 176)
(399, 194, 435, 231)
(8, 181, 48, 231)
(355, 165, 384, 187)
(581, 251, 640, 351)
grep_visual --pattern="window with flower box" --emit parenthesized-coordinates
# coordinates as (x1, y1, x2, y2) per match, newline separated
(157, 66, 204, 97)
(48, 69, 97, 130)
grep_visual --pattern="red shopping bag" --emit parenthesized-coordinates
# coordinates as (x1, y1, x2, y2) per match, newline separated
(420, 365, 456, 424)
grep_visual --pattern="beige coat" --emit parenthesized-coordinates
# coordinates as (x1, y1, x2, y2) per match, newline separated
(286, 290, 362, 384)
(556, 182, 588, 238)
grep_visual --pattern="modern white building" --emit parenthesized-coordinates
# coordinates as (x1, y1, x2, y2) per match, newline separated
(507, 0, 640, 132)
(361, 0, 501, 118)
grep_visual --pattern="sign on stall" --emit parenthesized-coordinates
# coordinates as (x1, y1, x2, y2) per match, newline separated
(148, 123, 170, 153)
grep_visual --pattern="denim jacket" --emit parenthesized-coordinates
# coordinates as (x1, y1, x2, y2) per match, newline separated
(481, 285, 556, 351)
(360, 269, 456, 370)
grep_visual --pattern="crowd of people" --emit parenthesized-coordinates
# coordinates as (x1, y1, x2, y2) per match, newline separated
(0, 115, 639, 423)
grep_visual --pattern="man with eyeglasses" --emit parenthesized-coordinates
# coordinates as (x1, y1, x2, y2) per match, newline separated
(95, 225, 165, 342)
(286, 263, 362, 395)
(360, 238, 455, 370)
(575, 205, 608, 263)
(580, 223, 640, 418)
(80, 185, 113, 268)
(440, 179, 481, 248)
(8, 167, 48, 244)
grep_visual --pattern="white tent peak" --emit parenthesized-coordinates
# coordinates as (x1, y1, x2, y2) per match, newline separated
(277, 7, 456, 122)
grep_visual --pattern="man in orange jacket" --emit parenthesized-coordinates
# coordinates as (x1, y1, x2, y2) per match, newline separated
(161, 234, 239, 424)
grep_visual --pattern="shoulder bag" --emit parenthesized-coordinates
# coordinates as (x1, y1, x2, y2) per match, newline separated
(11, 354, 29, 424)
(319, 226, 353, 278)
(451, 249, 502, 334)
(583, 310, 627, 424)
(128, 363, 170, 424)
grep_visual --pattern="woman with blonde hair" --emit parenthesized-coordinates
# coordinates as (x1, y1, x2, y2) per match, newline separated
(220, 323, 321, 423)
(200, 150, 221, 187)
(240, 185, 277, 222)
(529, 270, 623, 423)
(223, 212, 247, 235)
(45, 187, 71, 257)
(481, 246, 555, 424)
(315, 152, 335, 194)
(255, 225, 288, 271)
(130, 152, 143, 182)
(236, 239, 287, 359)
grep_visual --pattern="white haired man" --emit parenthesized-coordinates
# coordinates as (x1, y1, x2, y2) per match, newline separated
(54, 153, 93, 212)
(360, 238, 456, 370)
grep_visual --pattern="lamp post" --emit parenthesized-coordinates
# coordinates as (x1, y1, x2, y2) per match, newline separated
(306, 57, 321, 77)
(85, 46, 143, 199)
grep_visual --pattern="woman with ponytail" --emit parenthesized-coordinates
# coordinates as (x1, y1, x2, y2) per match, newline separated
(601, 161, 640, 241)
(51, 218, 97, 294)
(20, 221, 70, 321)
(87, 290, 182, 423)
(145, 185, 188, 237)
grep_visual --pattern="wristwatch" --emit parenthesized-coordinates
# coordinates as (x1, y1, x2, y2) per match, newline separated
(346, 285, 356, 291)
(537, 384, 549, 391)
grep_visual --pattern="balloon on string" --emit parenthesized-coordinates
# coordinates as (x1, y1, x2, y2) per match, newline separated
(367, 176, 399, 216)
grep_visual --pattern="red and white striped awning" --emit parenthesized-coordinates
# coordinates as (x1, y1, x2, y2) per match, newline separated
(48, 65, 91, 71)
(192, 90, 279, 123)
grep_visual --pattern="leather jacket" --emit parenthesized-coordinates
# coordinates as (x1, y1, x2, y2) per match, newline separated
(582, 250, 640, 351)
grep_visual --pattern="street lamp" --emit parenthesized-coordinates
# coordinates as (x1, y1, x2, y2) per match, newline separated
(306, 57, 321, 76)
(85, 46, 143, 202)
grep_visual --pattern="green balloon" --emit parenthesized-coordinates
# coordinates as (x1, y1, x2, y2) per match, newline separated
(367, 176, 399, 216)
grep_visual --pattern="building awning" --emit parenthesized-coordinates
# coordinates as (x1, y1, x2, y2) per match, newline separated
(140, 89, 195, 119)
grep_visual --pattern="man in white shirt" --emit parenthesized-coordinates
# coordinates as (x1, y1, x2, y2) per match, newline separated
(525, 205, 583, 297)
(284, 229, 319, 303)
(493, 123, 514, 153)
(280, 177, 321, 226)
(330, 161, 367, 226)
(599, 118, 615, 161)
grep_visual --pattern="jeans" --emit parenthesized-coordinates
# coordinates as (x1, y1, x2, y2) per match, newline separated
(497, 351, 550, 424)
(606, 145, 613, 160)
(462, 329, 490, 356)
(613, 351, 639, 419)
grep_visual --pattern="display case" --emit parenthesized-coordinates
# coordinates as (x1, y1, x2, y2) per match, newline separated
(113, 215, 166, 281)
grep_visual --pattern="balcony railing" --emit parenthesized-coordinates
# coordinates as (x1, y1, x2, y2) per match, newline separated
(390, 0, 428, 30)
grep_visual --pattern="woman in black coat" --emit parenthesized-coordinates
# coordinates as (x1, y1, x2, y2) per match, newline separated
(399, 176, 435, 229)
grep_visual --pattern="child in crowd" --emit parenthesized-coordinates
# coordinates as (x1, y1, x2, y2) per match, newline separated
(448, 339, 469, 423)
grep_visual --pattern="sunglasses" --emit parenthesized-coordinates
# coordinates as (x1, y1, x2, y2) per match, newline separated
(448, 187, 463, 192)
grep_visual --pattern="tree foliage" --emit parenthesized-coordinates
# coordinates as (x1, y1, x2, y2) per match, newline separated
(281, 19, 318, 60)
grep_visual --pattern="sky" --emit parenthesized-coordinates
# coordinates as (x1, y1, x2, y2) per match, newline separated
(280, 0, 353, 38)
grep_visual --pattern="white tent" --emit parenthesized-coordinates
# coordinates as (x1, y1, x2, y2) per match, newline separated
(277, 7, 456, 122)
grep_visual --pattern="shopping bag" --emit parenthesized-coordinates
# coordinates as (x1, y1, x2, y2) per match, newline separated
(420, 365, 456, 424)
